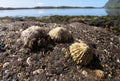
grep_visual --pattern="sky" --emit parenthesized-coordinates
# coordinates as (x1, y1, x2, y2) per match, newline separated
(0, 0, 109, 8)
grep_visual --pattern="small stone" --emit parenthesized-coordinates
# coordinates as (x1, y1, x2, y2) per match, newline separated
(26, 57, 32, 66)
(19, 48, 24, 52)
(62, 48, 66, 52)
(17, 58, 22, 61)
(103, 49, 108, 53)
(3, 62, 9, 68)
(110, 38, 113, 41)
(54, 79, 57, 81)
(108, 74, 112, 78)
(4, 70, 9, 73)
(17, 72, 25, 79)
(19, 29, 23, 32)
(16, 39, 21, 43)
(117, 59, 120, 63)
(81, 70, 88, 77)
(33, 69, 44, 75)
(118, 37, 120, 42)
(24, 78, 30, 81)
(110, 42, 113, 45)
(1, 27, 7, 31)
(65, 50, 69, 58)
(93, 70, 104, 80)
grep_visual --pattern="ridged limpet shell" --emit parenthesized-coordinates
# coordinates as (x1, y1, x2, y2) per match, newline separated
(48, 27, 73, 43)
(69, 41, 94, 65)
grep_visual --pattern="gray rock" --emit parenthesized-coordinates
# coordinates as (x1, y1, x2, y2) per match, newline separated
(105, 0, 120, 8)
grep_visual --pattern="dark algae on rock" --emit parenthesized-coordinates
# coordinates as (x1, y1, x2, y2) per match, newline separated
(0, 19, 120, 81)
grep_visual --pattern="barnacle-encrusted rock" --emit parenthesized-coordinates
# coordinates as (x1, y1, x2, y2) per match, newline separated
(21, 26, 51, 50)
(48, 27, 73, 43)
(69, 41, 94, 65)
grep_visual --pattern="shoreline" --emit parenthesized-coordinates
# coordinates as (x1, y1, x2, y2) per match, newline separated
(0, 7, 103, 10)
(0, 15, 119, 36)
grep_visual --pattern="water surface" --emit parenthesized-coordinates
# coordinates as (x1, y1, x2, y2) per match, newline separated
(0, 8, 120, 17)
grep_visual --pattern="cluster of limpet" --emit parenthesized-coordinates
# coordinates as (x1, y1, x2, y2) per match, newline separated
(69, 40, 94, 65)
(21, 26, 51, 50)
(48, 27, 73, 43)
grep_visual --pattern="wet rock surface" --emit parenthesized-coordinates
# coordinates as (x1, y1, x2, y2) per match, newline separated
(0, 21, 120, 81)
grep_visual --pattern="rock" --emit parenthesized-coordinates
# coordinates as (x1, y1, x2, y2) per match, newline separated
(81, 70, 88, 77)
(33, 69, 44, 75)
(105, 0, 120, 8)
(93, 70, 104, 80)
(3, 62, 9, 68)
(117, 59, 120, 63)
(21, 26, 51, 50)
(48, 27, 73, 43)
(0, 40, 6, 52)
(26, 57, 32, 66)
(69, 40, 94, 65)
(1, 27, 7, 31)
(4, 70, 9, 74)
(24, 78, 30, 81)
(17, 72, 25, 79)
(17, 58, 22, 62)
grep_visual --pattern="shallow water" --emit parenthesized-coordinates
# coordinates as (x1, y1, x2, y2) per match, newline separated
(0, 8, 120, 17)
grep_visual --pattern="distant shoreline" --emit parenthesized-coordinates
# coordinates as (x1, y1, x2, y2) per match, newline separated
(0, 6, 103, 10)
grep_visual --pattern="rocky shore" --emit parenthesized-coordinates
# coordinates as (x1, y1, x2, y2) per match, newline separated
(0, 16, 120, 35)
(0, 17, 120, 81)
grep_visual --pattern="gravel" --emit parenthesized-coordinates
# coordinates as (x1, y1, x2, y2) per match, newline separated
(0, 21, 120, 81)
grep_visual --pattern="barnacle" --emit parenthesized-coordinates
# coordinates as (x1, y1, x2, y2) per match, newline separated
(48, 27, 73, 43)
(69, 41, 94, 65)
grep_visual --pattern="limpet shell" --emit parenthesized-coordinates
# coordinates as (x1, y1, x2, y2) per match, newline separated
(48, 27, 73, 43)
(69, 41, 94, 65)
(21, 26, 51, 50)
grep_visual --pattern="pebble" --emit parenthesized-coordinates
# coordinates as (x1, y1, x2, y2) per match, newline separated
(54, 79, 57, 81)
(93, 70, 104, 80)
(61, 48, 66, 52)
(4, 70, 9, 74)
(33, 69, 44, 75)
(118, 37, 120, 42)
(108, 74, 112, 78)
(17, 58, 22, 62)
(0, 40, 5, 51)
(19, 29, 23, 32)
(19, 48, 24, 52)
(24, 78, 30, 81)
(81, 70, 88, 77)
(26, 57, 32, 66)
(1, 27, 7, 31)
(17, 72, 24, 79)
(3, 62, 9, 68)
(103, 49, 108, 53)
(16, 39, 21, 43)
(117, 59, 120, 63)
(110, 42, 113, 45)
